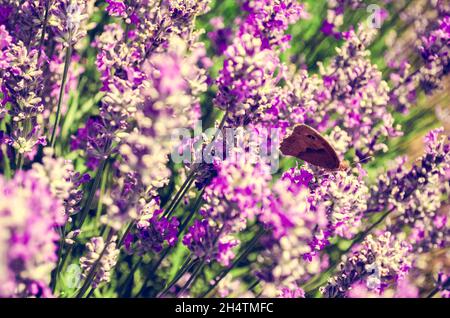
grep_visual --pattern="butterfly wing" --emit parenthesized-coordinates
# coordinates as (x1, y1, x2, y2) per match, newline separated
(280, 124, 340, 170)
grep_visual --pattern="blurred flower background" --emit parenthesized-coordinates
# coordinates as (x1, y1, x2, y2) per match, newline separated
(0, 0, 449, 298)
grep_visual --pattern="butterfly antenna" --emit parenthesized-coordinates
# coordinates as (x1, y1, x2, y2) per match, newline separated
(355, 155, 373, 166)
(342, 156, 373, 173)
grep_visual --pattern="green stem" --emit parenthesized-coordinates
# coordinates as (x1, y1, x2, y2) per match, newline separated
(178, 188, 205, 235)
(51, 223, 68, 293)
(95, 162, 110, 227)
(166, 177, 196, 218)
(135, 248, 171, 297)
(163, 169, 197, 217)
(50, 45, 72, 149)
(426, 287, 440, 298)
(200, 229, 264, 298)
(76, 231, 115, 298)
(58, 244, 74, 280)
(158, 257, 196, 298)
(119, 258, 143, 297)
(37, 0, 51, 60)
(86, 287, 95, 298)
(16, 153, 24, 172)
(77, 159, 107, 229)
(1, 145, 11, 180)
(163, 109, 228, 217)
(176, 257, 206, 297)
(134, 188, 204, 298)
(248, 279, 261, 292)
(118, 221, 133, 247)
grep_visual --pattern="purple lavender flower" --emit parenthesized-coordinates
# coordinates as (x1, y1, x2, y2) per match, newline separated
(88, 3, 209, 233)
(215, 33, 281, 126)
(31, 147, 89, 220)
(183, 219, 219, 262)
(255, 165, 370, 296)
(0, 170, 65, 297)
(320, 20, 340, 39)
(316, 26, 402, 159)
(79, 236, 120, 289)
(321, 232, 412, 298)
(70, 117, 113, 170)
(96, 32, 207, 229)
(216, 236, 240, 267)
(0, 34, 46, 156)
(0, 1, 47, 47)
(417, 16, 450, 94)
(190, 146, 273, 265)
(435, 272, 450, 298)
(240, 0, 304, 51)
(105, 0, 127, 18)
(368, 129, 450, 254)
(367, 128, 449, 218)
(389, 6, 449, 113)
(279, 286, 305, 298)
(0, 24, 11, 72)
(347, 278, 419, 298)
(125, 198, 179, 254)
(51, 0, 90, 46)
(208, 17, 233, 55)
(215, 0, 303, 127)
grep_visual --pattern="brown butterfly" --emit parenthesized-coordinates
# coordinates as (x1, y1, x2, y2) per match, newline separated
(280, 124, 348, 171)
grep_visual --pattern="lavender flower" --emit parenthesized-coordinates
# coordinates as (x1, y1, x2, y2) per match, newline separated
(202, 147, 271, 227)
(50, 0, 90, 47)
(279, 286, 305, 298)
(240, 0, 304, 51)
(316, 26, 402, 159)
(79, 236, 120, 288)
(321, 232, 412, 298)
(215, 34, 281, 126)
(216, 274, 255, 297)
(367, 128, 450, 218)
(320, 0, 384, 40)
(435, 272, 450, 298)
(182, 219, 219, 263)
(31, 147, 89, 220)
(0, 31, 46, 156)
(417, 16, 450, 94)
(182, 218, 240, 267)
(255, 168, 325, 296)
(99, 34, 207, 230)
(388, 4, 449, 112)
(0, 170, 65, 297)
(78, 3, 209, 229)
(310, 168, 368, 240)
(215, 0, 303, 127)
(208, 17, 233, 55)
(376, 129, 450, 253)
(0, 1, 48, 47)
(70, 117, 114, 170)
(186, 146, 272, 266)
(347, 278, 419, 298)
(124, 198, 179, 254)
(255, 164, 370, 297)
(105, 1, 127, 19)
